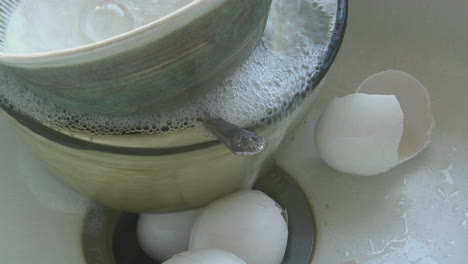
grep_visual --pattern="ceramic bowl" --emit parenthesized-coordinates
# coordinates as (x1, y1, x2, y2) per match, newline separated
(0, 0, 272, 116)
(0, 82, 320, 212)
(0, 0, 348, 213)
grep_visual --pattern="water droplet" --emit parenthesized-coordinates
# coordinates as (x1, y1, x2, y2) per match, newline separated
(446, 241, 456, 246)
(437, 188, 447, 200)
(440, 163, 455, 184)
(81, 0, 134, 42)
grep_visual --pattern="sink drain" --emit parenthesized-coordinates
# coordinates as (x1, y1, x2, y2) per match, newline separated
(82, 206, 158, 264)
(82, 166, 316, 264)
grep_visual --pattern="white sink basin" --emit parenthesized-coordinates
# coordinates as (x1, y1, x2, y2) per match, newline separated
(0, 0, 466, 263)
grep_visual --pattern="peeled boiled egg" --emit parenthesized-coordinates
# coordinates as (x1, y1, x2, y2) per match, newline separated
(315, 93, 404, 176)
(189, 190, 288, 264)
(163, 248, 246, 264)
(315, 70, 434, 176)
(137, 209, 201, 263)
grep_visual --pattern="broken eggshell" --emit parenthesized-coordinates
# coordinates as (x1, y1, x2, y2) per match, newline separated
(356, 70, 434, 162)
(189, 190, 288, 264)
(315, 70, 434, 176)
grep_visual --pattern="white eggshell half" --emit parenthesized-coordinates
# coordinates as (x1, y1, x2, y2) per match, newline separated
(163, 248, 246, 264)
(189, 190, 288, 264)
(357, 70, 434, 162)
(315, 93, 404, 176)
(137, 209, 201, 263)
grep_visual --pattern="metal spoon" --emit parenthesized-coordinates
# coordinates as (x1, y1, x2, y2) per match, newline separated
(203, 118, 265, 156)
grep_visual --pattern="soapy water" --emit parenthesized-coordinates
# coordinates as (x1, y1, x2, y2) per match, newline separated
(366, 212, 409, 257)
(439, 163, 454, 185)
(367, 238, 440, 264)
(0, 0, 337, 136)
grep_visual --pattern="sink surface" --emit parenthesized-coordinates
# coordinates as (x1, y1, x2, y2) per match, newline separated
(277, 0, 468, 263)
(0, 0, 467, 263)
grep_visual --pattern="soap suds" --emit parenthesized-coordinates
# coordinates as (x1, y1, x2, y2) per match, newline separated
(0, 0, 337, 136)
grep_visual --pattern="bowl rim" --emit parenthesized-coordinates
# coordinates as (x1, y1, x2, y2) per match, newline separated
(0, 0, 348, 156)
(0, 0, 225, 66)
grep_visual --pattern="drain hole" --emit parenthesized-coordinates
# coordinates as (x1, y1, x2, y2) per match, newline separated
(82, 166, 316, 264)
(112, 213, 158, 264)
(82, 207, 159, 264)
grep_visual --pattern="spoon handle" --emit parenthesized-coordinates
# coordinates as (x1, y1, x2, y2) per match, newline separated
(204, 118, 265, 156)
